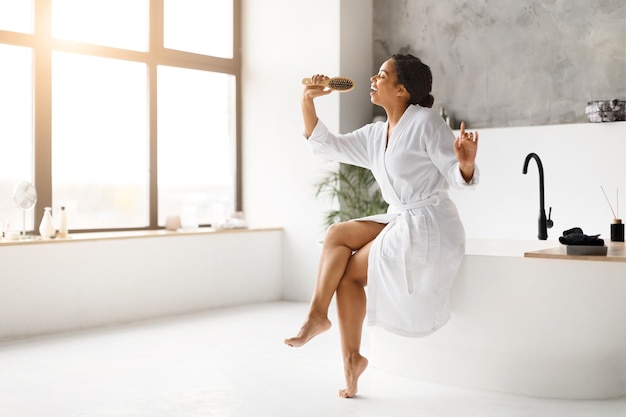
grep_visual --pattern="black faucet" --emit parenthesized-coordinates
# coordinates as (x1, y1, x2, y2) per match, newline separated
(522, 153, 553, 240)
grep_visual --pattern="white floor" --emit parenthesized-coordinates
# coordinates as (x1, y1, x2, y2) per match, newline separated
(0, 302, 624, 417)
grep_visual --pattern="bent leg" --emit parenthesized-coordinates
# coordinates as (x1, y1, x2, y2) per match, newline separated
(336, 239, 373, 398)
(284, 221, 385, 347)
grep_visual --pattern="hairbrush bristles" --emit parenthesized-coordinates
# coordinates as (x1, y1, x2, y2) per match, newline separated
(327, 77, 354, 91)
(301, 76, 355, 92)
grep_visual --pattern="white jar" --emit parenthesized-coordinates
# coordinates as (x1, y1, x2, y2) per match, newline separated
(39, 207, 55, 239)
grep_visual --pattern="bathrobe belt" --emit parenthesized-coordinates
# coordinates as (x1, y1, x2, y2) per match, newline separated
(387, 192, 448, 214)
(385, 192, 448, 295)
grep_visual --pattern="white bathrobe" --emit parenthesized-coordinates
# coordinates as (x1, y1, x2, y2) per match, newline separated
(307, 104, 478, 337)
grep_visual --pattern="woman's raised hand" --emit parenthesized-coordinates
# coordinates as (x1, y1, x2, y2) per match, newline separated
(302, 74, 333, 138)
(455, 121, 479, 182)
(303, 74, 333, 100)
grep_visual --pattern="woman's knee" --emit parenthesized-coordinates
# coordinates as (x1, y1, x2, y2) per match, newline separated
(324, 220, 385, 250)
(324, 222, 352, 246)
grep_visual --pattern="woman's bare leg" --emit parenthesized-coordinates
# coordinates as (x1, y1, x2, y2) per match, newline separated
(284, 221, 385, 347)
(336, 240, 373, 398)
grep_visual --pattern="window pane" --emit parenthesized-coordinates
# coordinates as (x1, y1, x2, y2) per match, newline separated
(158, 66, 235, 227)
(52, 52, 149, 229)
(51, 0, 148, 51)
(164, 0, 233, 58)
(0, 0, 33, 33)
(0, 45, 33, 235)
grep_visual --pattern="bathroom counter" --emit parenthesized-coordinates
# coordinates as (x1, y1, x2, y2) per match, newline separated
(524, 242, 626, 262)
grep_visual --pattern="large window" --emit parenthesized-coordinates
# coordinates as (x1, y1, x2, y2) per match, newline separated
(0, 0, 240, 233)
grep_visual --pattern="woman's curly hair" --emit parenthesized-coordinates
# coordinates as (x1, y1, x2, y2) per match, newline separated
(392, 54, 434, 108)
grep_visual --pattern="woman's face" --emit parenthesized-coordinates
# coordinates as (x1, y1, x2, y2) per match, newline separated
(369, 59, 403, 106)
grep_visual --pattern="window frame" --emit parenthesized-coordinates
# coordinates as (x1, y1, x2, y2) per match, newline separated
(0, 0, 242, 232)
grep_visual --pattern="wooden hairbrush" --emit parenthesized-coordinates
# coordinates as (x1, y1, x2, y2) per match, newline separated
(301, 76, 355, 92)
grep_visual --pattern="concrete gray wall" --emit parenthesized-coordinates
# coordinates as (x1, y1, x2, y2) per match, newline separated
(373, 0, 626, 128)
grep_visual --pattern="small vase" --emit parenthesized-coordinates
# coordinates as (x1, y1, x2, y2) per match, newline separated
(39, 207, 55, 239)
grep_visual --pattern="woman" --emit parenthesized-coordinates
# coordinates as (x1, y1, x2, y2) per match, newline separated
(284, 54, 479, 398)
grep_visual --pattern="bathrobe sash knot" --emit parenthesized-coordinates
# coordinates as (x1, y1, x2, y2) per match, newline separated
(385, 192, 447, 295)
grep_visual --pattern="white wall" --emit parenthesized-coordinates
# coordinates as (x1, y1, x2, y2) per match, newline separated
(0, 230, 282, 341)
(449, 122, 626, 241)
(241, 0, 373, 301)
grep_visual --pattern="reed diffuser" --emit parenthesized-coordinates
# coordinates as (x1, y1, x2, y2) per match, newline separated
(601, 186, 624, 242)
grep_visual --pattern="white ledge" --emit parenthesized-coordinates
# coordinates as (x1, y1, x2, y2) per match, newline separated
(0, 227, 284, 341)
(0, 227, 282, 246)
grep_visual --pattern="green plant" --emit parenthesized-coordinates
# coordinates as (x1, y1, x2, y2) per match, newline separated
(315, 163, 388, 227)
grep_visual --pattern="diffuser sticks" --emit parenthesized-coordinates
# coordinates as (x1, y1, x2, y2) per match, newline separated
(601, 186, 624, 242)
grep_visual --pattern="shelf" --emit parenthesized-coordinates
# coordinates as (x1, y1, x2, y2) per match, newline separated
(524, 242, 626, 262)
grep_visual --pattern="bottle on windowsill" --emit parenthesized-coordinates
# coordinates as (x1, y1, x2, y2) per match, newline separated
(57, 206, 69, 238)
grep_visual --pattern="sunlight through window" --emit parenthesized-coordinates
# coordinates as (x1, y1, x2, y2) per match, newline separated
(158, 66, 235, 226)
(52, 52, 150, 229)
(0, 0, 239, 233)
(0, 0, 33, 33)
(0, 45, 33, 233)
(52, 0, 149, 51)
(164, 0, 233, 58)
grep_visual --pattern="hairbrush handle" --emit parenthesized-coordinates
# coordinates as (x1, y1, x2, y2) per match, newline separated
(301, 76, 355, 92)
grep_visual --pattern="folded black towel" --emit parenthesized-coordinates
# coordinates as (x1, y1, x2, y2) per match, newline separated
(559, 227, 604, 246)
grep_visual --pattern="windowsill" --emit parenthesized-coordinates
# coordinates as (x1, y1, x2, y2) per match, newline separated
(0, 227, 283, 246)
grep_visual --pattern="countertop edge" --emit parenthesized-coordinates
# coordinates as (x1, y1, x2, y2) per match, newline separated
(524, 242, 626, 262)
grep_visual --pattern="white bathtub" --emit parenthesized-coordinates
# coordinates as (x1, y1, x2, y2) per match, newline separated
(369, 239, 626, 400)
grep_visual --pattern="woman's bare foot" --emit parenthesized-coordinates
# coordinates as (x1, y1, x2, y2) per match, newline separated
(338, 353, 368, 398)
(284, 316, 332, 347)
